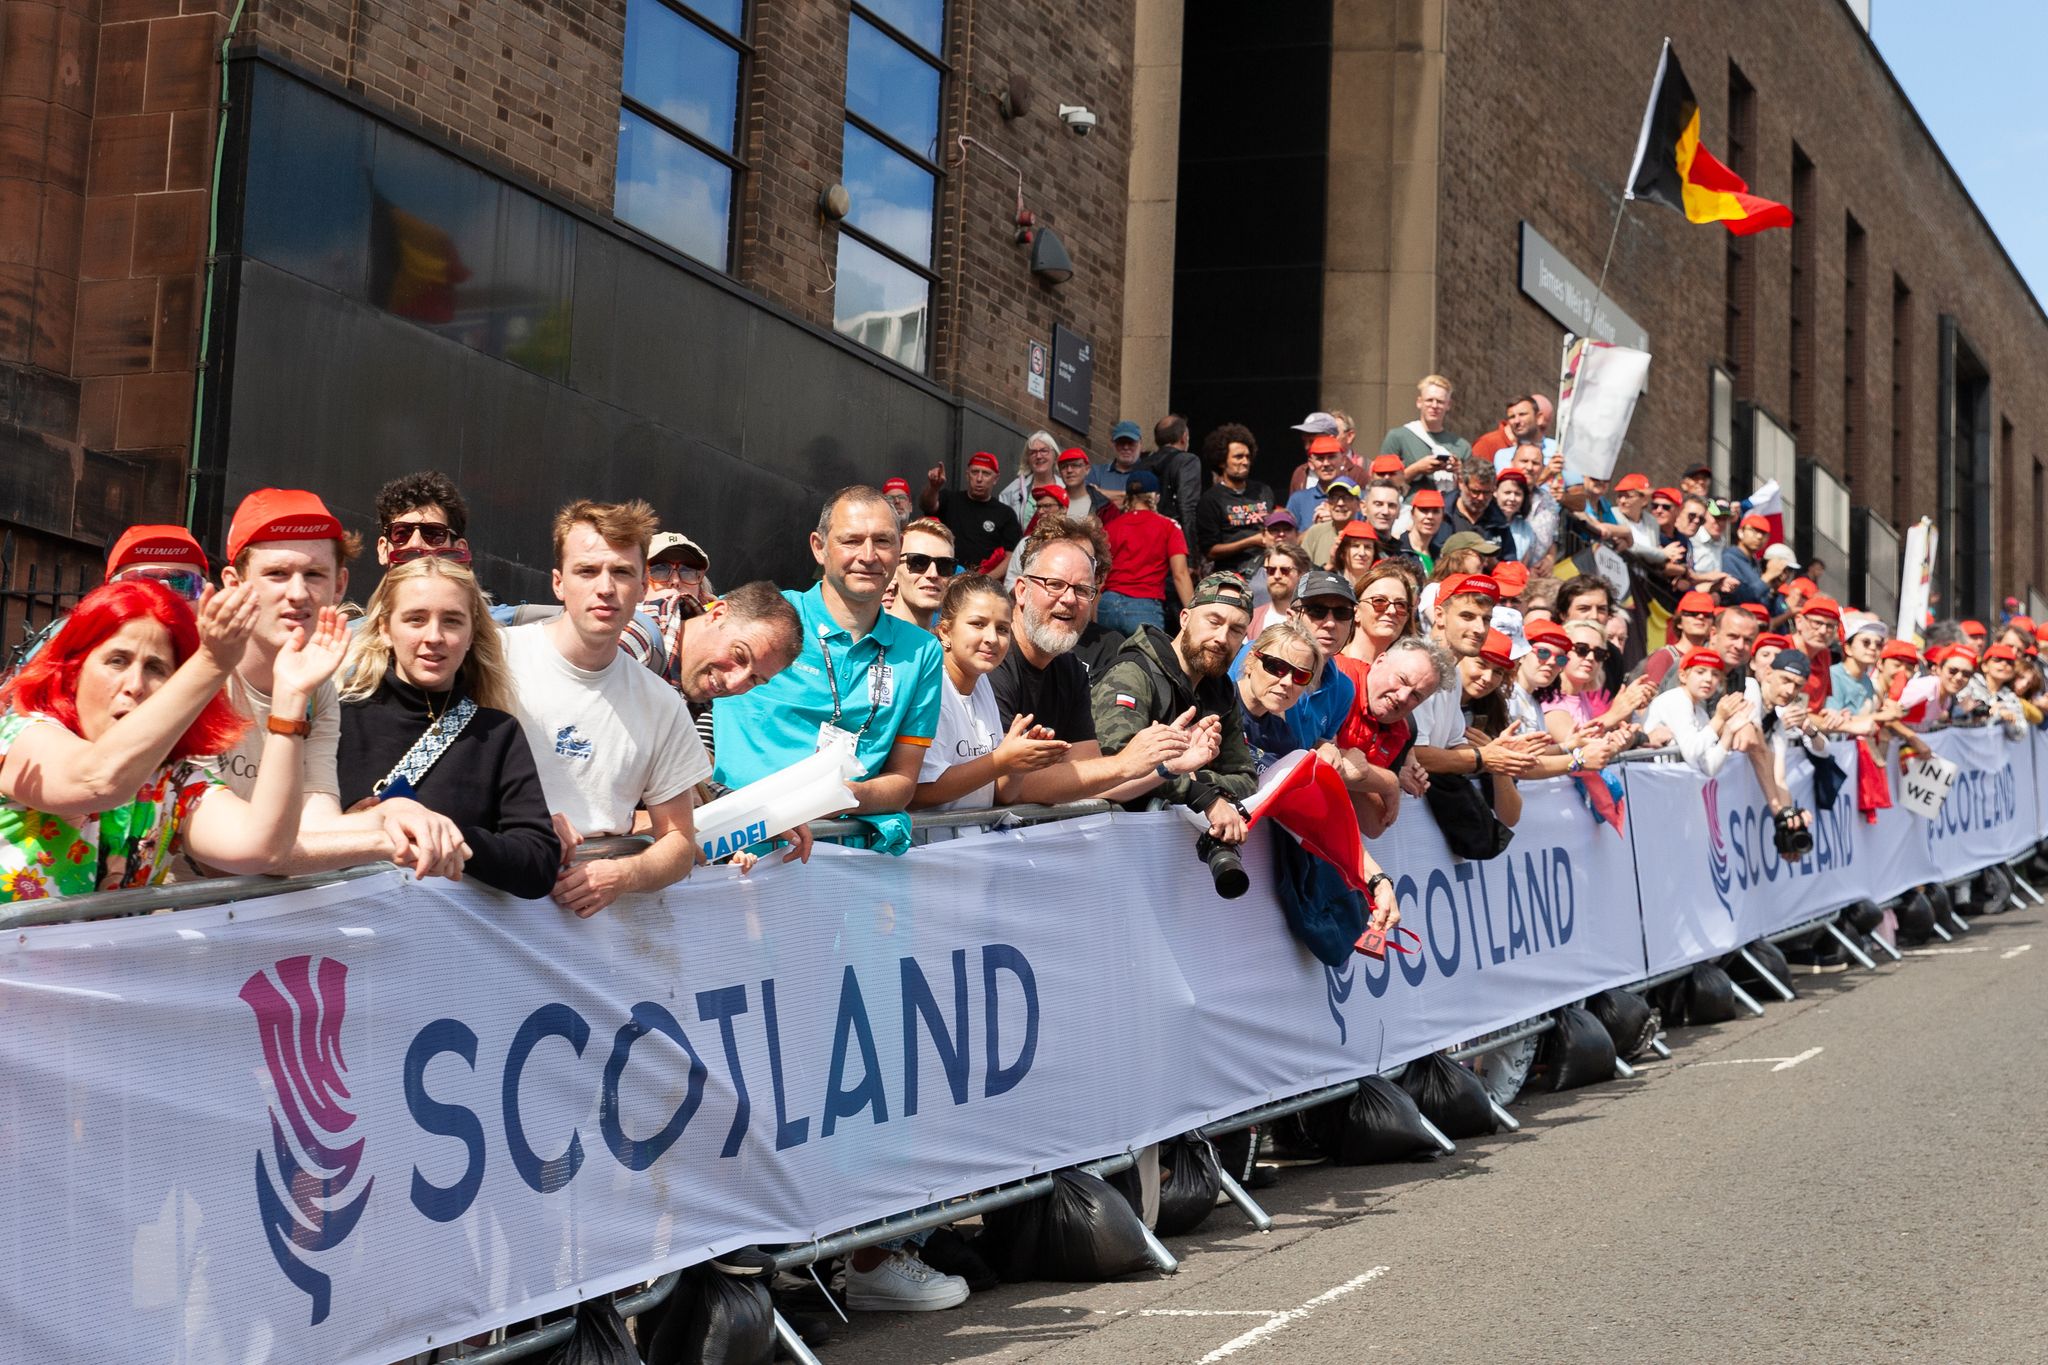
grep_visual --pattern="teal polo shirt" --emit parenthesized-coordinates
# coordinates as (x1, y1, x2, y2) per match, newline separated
(713, 584, 944, 853)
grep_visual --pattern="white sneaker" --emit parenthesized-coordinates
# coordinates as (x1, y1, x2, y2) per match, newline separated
(843, 1252, 971, 1312)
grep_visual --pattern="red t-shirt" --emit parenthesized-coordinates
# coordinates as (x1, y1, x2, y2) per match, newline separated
(1332, 655, 1414, 765)
(1102, 510, 1188, 600)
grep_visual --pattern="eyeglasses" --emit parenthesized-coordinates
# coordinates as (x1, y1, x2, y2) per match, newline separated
(1294, 601, 1348, 623)
(1021, 573, 1096, 602)
(1362, 594, 1410, 618)
(112, 565, 206, 601)
(648, 561, 706, 584)
(901, 553, 958, 578)
(1531, 646, 1567, 664)
(385, 520, 454, 548)
(1677, 512, 1704, 525)
(1253, 651, 1314, 685)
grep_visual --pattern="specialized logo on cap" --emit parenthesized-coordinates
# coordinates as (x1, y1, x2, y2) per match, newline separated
(241, 956, 372, 1325)
(129, 545, 191, 558)
(266, 520, 336, 535)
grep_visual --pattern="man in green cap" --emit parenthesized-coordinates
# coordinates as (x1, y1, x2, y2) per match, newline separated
(1091, 572, 1258, 844)
(1435, 529, 1501, 571)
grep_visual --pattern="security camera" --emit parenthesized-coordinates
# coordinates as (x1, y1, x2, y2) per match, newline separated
(1058, 104, 1097, 137)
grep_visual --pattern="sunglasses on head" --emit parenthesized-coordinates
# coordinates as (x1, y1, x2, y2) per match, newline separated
(1253, 651, 1314, 686)
(385, 520, 454, 548)
(901, 552, 958, 577)
(1295, 601, 1348, 623)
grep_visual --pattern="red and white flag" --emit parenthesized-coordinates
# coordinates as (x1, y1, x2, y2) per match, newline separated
(1242, 751, 1371, 895)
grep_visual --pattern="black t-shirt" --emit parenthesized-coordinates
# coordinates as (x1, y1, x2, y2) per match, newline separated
(1070, 622, 1126, 680)
(1194, 481, 1276, 575)
(989, 646, 1098, 743)
(936, 491, 1022, 572)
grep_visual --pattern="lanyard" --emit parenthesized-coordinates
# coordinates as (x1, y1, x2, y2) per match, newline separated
(817, 622, 883, 738)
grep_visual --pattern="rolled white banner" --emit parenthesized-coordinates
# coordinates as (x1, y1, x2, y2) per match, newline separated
(694, 743, 860, 858)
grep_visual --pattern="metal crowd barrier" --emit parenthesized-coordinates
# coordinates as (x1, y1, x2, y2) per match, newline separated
(12, 788, 2040, 1362)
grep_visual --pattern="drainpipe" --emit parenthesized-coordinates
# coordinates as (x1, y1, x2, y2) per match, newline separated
(184, 0, 250, 531)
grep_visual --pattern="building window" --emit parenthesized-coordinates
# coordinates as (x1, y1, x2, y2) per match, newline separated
(833, 0, 946, 371)
(615, 0, 749, 270)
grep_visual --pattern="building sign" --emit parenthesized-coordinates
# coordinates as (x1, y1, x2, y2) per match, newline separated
(1049, 324, 1093, 434)
(1026, 338, 1048, 400)
(1518, 222, 1649, 353)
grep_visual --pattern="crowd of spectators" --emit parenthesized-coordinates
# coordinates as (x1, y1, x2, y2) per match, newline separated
(2, 369, 2041, 1312)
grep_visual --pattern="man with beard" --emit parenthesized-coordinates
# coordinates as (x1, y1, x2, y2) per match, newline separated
(714, 486, 945, 856)
(990, 519, 1217, 804)
(1092, 573, 1259, 844)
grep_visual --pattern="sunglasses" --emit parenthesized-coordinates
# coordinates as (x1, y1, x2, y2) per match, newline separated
(1650, 500, 1677, 511)
(1295, 601, 1349, 623)
(901, 552, 958, 577)
(1263, 561, 1299, 575)
(1941, 665, 1975, 679)
(1567, 641, 1605, 659)
(385, 520, 454, 548)
(1253, 651, 1314, 686)
(1362, 594, 1410, 618)
(648, 561, 705, 583)
(112, 565, 207, 601)
(1531, 646, 1567, 665)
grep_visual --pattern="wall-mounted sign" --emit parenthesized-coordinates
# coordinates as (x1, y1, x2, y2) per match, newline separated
(1518, 222, 1650, 353)
(1050, 324, 1093, 434)
(1026, 338, 1048, 400)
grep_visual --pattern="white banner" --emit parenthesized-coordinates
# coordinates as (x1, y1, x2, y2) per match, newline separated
(1555, 338, 1652, 480)
(1, 737, 2041, 1364)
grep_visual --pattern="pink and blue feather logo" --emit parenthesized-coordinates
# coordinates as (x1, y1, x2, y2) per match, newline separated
(240, 956, 373, 1326)
(1703, 778, 1734, 918)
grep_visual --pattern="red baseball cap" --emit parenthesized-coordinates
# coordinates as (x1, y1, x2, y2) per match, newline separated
(1478, 629, 1515, 670)
(1336, 519, 1378, 542)
(1651, 486, 1684, 505)
(1679, 648, 1726, 673)
(1614, 473, 1651, 493)
(1738, 602, 1771, 624)
(1985, 643, 2020, 662)
(1031, 482, 1069, 508)
(2011, 615, 2037, 633)
(1526, 619, 1571, 648)
(1438, 572, 1502, 604)
(1739, 513, 1772, 534)
(1057, 446, 1090, 465)
(968, 450, 1001, 473)
(881, 477, 911, 497)
(1410, 488, 1445, 509)
(1369, 454, 1407, 477)
(1799, 596, 1842, 621)
(1785, 577, 1818, 597)
(1677, 590, 1719, 615)
(226, 489, 346, 564)
(1879, 638, 1923, 663)
(1492, 561, 1530, 598)
(1756, 632, 1794, 652)
(106, 524, 207, 578)
(1946, 647, 1979, 670)
(1308, 434, 1345, 456)
(1495, 466, 1530, 486)
(1960, 619, 1987, 638)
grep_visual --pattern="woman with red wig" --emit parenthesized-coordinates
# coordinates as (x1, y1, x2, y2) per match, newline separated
(0, 579, 346, 900)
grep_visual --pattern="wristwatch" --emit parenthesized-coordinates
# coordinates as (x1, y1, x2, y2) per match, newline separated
(266, 713, 311, 738)
(1365, 872, 1393, 901)
(1155, 761, 1175, 781)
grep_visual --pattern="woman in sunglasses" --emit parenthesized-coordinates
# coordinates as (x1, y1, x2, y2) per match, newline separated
(1339, 562, 1420, 671)
(336, 556, 559, 898)
(1235, 620, 1324, 773)
(1536, 619, 1649, 753)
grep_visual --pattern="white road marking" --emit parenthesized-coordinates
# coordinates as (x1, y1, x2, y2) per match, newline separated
(2001, 943, 2033, 960)
(1139, 1310, 1276, 1317)
(1191, 1267, 1391, 1362)
(1693, 1047, 1822, 1071)
(1903, 946, 1989, 956)
(1772, 1046, 1824, 1072)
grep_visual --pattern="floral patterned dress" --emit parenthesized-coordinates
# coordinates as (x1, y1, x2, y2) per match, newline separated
(0, 712, 222, 901)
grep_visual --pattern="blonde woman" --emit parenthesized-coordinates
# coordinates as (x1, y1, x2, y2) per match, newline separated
(336, 556, 558, 897)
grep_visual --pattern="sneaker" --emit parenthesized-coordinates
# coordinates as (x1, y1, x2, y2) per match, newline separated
(1782, 943, 1848, 975)
(842, 1252, 970, 1312)
(1257, 1123, 1328, 1169)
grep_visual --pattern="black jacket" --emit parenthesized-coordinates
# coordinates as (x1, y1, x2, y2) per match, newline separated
(337, 676, 560, 898)
(1089, 624, 1256, 813)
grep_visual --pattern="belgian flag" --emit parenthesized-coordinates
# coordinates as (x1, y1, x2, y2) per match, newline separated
(1624, 41, 1793, 236)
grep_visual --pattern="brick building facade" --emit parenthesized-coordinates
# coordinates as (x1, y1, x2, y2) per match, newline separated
(1, 0, 1137, 614)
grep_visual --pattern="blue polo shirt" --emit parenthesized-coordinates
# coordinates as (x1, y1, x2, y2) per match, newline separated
(1229, 642, 1356, 771)
(713, 584, 944, 854)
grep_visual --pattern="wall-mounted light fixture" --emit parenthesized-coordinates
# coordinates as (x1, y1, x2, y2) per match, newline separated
(953, 137, 1073, 288)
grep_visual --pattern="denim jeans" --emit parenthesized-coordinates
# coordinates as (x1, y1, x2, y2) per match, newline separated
(1097, 591, 1164, 635)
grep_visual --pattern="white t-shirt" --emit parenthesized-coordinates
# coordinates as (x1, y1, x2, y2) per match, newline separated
(502, 622, 710, 836)
(1410, 679, 1468, 749)
(918, 673, 1004, 814)
(213, 674, 342, 801)
(1643, 685, 1729, 777)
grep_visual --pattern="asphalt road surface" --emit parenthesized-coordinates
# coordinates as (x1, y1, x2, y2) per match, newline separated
(820, 901, 2048, 1365)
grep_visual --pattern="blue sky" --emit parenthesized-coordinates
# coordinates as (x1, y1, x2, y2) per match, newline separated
(1871, 2, 2048, 308)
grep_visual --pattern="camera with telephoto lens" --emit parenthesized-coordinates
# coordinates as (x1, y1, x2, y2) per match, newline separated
(1195, 832, 1249, 899)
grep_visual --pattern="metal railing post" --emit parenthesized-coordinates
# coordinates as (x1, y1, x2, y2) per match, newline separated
(1822, 921, 1880, 970)
(1736, 946, 1797, 1001)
